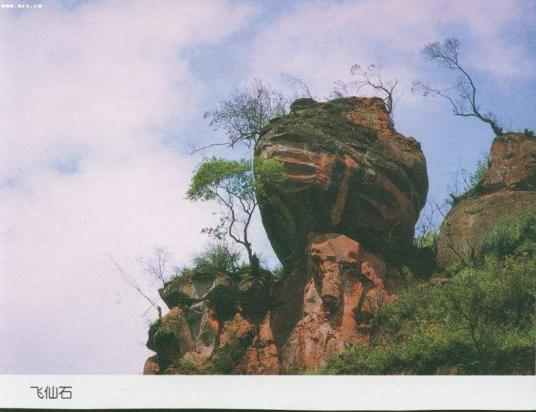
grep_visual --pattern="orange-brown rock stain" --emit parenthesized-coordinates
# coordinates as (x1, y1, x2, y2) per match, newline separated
(281, 234, 397, 373)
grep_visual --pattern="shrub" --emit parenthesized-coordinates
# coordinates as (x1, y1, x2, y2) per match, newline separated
(192, 242, 241, 277)
(478, 212, 536, 260)
(172, 358, 200, 375)
(208, 335, 252, 374)
(447, 154, 489, 205)
(271, 264, 286, 278)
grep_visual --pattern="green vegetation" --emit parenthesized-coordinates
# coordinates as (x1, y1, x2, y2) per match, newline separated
(469, 156, 489, 190)
(269, 98, 378, 157)
(208, 334, 253, 374)
(192, 243, 241, 278)
(478, 212, 536, 262)
(413, 228, 438, 249)
(171, 358, 200, 375)
(319, 212, 536, 375)
(187, 157, 285, 268)
(447, 154, 489, 205)
(146, 318, 162, 351)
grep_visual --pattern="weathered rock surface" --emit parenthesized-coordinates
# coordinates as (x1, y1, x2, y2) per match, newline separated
(437, 133, 536, 267)
(479, 133, 536, 192)
(281, 234, 398, 372)
(143, 268, 278, 374)
(254, 97, 428, 266)
(143, 97, 428, 374)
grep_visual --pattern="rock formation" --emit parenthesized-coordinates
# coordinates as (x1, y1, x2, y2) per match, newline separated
(437, 132, 536, 267)
(144, 267, 277, 374)
(255, 97, 428, 371)
(255, 97, 428, 267)
(143, 97, 429, 374)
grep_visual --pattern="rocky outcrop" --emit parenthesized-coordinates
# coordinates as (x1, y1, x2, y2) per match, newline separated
(437, 133, 536, 267)
(255, 97, 428, 355)
(254, 97, 428, 266)
(280, 234, 398, 372)
(143, 268, 277, 374)
(143, 97, 428, 374)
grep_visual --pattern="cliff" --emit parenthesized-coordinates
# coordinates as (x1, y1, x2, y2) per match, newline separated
(144, 96, 429, 374)
(142, 99, 535, 375)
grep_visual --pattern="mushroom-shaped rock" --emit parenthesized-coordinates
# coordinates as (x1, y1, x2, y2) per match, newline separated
(255, 97, 428, 266)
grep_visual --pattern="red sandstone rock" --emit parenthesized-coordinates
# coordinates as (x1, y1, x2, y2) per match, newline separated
(143, 356, 160, 375)
(143, 97, 425, 375)
(480, 133, 536, 191)
(281, 234, 397, 373)
(437, 133, 536, 267)
(236, 314, 280, 374)
(255, 97, 428, 267)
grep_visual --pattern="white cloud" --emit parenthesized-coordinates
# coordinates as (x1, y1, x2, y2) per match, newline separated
(0, 0, 254, 373)
(250, 0, 534, 99)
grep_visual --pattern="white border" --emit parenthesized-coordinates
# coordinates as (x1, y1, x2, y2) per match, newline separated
(1, 375, 535, 410)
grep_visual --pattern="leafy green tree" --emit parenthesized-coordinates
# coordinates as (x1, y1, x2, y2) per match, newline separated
(413, 37, 503, 137)
(187, 157, 286, 267)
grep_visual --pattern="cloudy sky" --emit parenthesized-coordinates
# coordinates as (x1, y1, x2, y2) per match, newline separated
(1, 0, 535, 374)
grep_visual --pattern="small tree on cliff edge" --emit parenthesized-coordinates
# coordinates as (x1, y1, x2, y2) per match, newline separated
(331, 64, 398, 115)
(191, 80, 288, 153)
(412, 37, 503, 137)
(187, 157, 286, 271)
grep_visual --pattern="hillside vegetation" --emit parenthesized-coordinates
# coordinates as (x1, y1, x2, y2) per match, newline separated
(319, 213, 536, 375)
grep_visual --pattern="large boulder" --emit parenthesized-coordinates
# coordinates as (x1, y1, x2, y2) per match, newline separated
(254, 97, 428, 266)
(437, 133, 536, 267)
(254, 97, 428, 365)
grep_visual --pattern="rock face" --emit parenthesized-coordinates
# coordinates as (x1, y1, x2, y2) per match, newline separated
(254, 97, 428, 266)
(143, 97, 428, 374)
(143, 268, 278, 374)
(280, 234, 398, 372)
(437, 133, 536, 267)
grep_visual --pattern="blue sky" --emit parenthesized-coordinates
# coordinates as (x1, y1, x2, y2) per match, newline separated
(0, 0, 535, 374)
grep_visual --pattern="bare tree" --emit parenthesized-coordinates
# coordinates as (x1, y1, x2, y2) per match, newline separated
(282, 74, 315, 99)
(412, 37, 503, 137)
(414, 201, 440, 248)
(191, 80, 287, 153)
(332, 64, 398, 115)
(138, 247, 174, 287)
(107, 254, 162, 319)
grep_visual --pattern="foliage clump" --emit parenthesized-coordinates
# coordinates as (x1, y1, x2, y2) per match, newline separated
(446, 154, 489, 205)
(208, 334, 253, 374)
(187, 157, 286, 267)
(319, 212, 536, 375)
(192, 243, 242, 278)
(478, 212, 536, 262)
